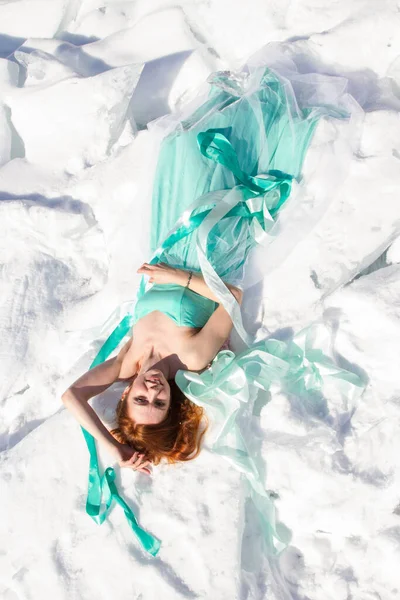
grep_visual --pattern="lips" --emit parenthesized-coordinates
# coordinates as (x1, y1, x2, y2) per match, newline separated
(146, 369, 162, 378)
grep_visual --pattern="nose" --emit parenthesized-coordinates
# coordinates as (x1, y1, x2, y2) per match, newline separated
(145, 379, 161, 399)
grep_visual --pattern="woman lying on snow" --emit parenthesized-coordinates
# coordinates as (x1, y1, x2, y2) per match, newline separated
(59, 49, 365, 556)
(62, 261, 242, 475)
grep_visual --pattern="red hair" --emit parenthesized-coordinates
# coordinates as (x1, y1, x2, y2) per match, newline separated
(110, 379, 207, 465)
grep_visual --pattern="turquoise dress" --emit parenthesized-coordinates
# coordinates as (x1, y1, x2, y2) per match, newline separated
(80, 47, 366, 559)
(133, 63, 351, 342)
(133, 283, 217, 328)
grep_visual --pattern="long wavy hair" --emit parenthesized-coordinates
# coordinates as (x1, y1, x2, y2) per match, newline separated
(110, 378, 208, 465)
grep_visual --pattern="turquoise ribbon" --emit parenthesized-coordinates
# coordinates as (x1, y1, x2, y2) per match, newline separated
(197, 129, 293, 209)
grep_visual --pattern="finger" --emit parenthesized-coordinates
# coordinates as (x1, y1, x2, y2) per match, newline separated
(139, 460, 150, 470)
(119, 453, 137, 466)
(131, 454, 146, 469)
(127, 452, 139, 463)
(138, 467, 151, 475)
(122, 459, 142, 469)
(136, 460, 151, 473)
(120, 456, 138, 467)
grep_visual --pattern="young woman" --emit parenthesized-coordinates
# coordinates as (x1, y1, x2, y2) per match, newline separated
(60, 43, 362, 555)
(62, 261, 243, 475)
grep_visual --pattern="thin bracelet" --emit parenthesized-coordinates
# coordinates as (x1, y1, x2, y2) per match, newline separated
(186, 270, 193, 288)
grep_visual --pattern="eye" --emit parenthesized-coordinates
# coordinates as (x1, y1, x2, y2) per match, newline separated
(134, 396, 147, 404)
(155, 401, 166, 408)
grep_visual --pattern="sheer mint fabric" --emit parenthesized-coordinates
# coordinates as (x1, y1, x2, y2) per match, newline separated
(146, 42, 363, 292)
(149, 68, 325, 253)
(78, 43, 366, 557)
(175, 323, 366, 555)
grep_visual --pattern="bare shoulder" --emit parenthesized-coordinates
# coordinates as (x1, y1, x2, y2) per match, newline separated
(118, 336, 137, 379)
(180, 344, 214, 372)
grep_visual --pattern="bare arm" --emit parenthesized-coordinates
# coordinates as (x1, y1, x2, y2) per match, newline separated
(179, 269, 243, 368)
(175, 269, 242, 304)
(62, 389, 121, 458)
(61, 338, 133, 459)
(137, 261, 242, 303)
(185, 292, 242, 370)
(181, 271, 243, 369)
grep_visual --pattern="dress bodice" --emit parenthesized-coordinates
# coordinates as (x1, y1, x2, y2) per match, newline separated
(133, 283, 218, 328)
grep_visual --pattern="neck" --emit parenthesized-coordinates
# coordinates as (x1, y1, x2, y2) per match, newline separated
(137, 345, 171, 379)
(133, 343, 188, 381)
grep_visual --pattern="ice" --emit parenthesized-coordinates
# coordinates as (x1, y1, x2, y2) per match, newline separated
(1, 1, 400, 599)
(4, 62, 143, 172)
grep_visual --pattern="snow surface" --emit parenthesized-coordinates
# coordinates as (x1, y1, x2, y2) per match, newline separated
(1, 1, 400, 599)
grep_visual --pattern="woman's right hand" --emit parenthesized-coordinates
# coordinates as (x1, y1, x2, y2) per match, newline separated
(114, 443, 152, 475)
(137, 262, 183, 285)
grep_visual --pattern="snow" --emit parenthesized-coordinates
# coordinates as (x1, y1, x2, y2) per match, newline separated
(1, 1, 400, 599)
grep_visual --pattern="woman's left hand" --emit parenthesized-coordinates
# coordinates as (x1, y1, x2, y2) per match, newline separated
(113, 443, 152, 475)
(137, 262, 183, 285)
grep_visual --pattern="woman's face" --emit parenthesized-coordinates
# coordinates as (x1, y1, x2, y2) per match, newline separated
(125, 368, 171, 425)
